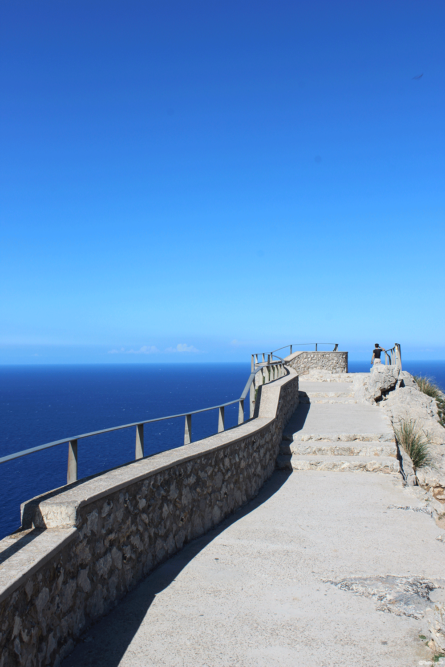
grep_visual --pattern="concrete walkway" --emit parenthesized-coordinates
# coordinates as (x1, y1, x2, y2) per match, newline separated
(61, 376, 445, 666)
(278, 376, 399, 474)
(62, 472, 444, 667)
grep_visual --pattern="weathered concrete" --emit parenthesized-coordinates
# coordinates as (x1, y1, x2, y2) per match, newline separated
(279, 375, 399, 477)
(299, 380, 355, 394)
(285, 402, 394, 440)
(61, 471, 445, 667)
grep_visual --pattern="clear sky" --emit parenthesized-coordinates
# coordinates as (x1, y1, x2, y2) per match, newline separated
(1, 0, 444, 364)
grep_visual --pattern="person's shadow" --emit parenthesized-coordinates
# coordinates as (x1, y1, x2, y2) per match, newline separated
(61, 470, 291, 667)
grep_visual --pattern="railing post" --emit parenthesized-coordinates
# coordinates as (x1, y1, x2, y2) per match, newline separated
(315, 343, 318, 351)
(218, 406, 225, 433)
(396, 343, 402, 370)
(238, 399, 244, 425)
(67, 439, 78, 484)
(290, 345, 292, 355)
(184, 414, 192, 444)
(135, 423, 144, 459)
(250, 355, 255, 418)
(262, 352, 265, 362)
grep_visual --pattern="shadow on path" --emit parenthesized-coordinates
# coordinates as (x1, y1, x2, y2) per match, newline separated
(62, 470, 292, 667)
(285, 403, 310, 435)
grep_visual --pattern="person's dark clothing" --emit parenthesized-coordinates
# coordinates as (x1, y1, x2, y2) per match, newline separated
(374, 348, 382, 359)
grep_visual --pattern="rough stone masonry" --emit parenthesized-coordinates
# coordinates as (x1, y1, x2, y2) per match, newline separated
(286, 350, 348, 375)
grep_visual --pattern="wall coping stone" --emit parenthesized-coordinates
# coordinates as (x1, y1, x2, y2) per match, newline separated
(0, 528, 77, 605)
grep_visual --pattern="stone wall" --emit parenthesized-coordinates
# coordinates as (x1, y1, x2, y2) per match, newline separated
(285, 351, 348, 375)
(0, 369, 299, 667)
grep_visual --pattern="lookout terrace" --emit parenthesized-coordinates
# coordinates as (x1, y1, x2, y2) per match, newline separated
(1, 343, 445, 667)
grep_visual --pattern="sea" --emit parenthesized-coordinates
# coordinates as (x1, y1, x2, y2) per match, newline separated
(1, 360, 444, 541)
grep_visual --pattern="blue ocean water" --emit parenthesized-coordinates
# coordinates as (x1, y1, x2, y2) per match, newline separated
(0, 364, 250, 540)
(1, 360, 444, 541)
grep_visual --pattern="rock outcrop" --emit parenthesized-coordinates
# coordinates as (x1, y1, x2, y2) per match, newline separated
(353, 365, 400, 404)
(353, 364, 445, 513)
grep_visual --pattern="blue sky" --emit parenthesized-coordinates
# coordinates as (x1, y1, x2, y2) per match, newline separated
(1, 0, 444, 363)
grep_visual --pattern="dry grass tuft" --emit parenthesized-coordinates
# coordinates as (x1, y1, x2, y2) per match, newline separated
(394, 419, 434, 471)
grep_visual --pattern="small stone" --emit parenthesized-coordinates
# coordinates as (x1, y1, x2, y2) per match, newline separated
(101, 501, 113, 517)
(12, 616, 21, 638)
(87, 510, 99, 535)
(77, 567, 91, 593)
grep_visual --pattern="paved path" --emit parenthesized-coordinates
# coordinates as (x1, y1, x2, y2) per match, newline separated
(62, 375, 445, 666)
(63, 471, 444, 667)
(285, 402, 392, 437)
(279, 376, 398, 474)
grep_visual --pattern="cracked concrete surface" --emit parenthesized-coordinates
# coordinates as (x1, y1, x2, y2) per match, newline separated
(62, 471, 444, 667)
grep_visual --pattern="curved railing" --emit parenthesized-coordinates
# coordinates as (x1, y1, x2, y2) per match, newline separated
(384, 343, 402, 369)
(253, 343, 339, 362)
(0, 355, 289, 485)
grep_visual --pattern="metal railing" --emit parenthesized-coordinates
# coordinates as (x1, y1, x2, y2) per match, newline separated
(384, 343, 402, 369)
(0, 355, 289, 486)
(255, 343, 339, 359)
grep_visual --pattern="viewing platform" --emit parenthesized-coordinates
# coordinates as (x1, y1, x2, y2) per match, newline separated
(1, 343, 444, 667)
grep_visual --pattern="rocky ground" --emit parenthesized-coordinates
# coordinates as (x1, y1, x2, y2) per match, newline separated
(353, 365, 445, 503)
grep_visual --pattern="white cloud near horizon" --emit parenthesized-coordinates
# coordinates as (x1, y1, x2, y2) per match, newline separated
(165, 343, 200, 353)
(108, 345, 159, 355)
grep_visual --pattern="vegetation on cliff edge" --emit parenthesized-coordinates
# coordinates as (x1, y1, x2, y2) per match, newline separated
(394, 419, 433, 471)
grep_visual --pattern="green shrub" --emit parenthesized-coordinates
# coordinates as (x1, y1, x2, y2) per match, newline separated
(394, 419, 434, 471)
(414, 376, 445, 428)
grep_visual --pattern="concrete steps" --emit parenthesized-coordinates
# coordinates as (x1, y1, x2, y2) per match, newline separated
(283, 432, 396, 443)
(279, 378, 401, 477)
(277, 454, 400, 475)
(301, 398, 359, 404)
(299, 391, 354, 400)
(299, 392, 357, 405)
(280, 441, 398, 458)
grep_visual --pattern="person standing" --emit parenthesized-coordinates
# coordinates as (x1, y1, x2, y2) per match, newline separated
(371, 343, 386, 366)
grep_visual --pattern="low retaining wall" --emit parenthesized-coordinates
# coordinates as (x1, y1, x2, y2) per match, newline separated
(285, 351, 348, 375)
(0, 369, 299, 667)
